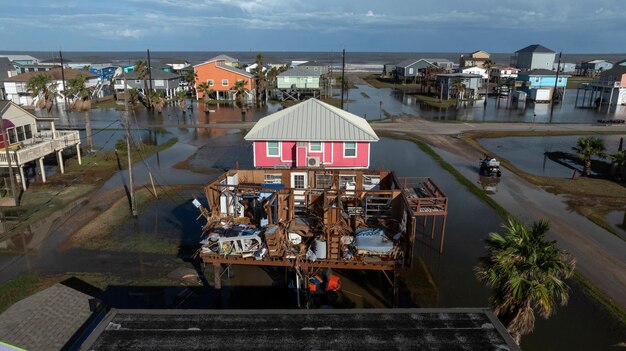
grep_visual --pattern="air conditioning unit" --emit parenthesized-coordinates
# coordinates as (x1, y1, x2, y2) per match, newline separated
(307, 156, 321, 168)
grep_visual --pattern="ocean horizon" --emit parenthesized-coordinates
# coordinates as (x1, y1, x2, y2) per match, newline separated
(2, 50, 625, 68)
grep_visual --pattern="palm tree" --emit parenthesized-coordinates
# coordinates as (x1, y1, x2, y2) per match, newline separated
(133, 60, 151, 108)
(232, 80, 248, 115)
(452, 79, 466, 106)
(148, 90, 166, 113)
(610, 150, 626, 180)
(572, 137, 606, 176)
(184, 69, 198, 97)
(27, 74, 58, 116)
(174, 90, 187, 114)
(65, 73, 94, 151)
(252, 54, 267, 105)
(482, 59, 495, 105)
(475, 218, 575, 345)
(197, 82, 212, 105)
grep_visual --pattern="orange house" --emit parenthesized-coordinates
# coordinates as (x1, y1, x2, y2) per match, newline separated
(193, 58, 255, 100)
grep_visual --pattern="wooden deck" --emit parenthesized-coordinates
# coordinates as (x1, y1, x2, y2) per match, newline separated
(0, 131, 80, 167)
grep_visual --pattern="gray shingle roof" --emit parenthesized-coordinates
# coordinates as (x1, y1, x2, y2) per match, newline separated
(244, 98, 379, 142)
(516, 44, 555, 53)
(0, 283, 95, 351)
(278, 67, 323, 77)
(216, 62, 253, 78)
(209, 54, 238, 63)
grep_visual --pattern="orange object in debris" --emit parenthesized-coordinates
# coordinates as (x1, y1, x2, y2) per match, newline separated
(308, 283, 317, 292)
(327, 275, 341, 291)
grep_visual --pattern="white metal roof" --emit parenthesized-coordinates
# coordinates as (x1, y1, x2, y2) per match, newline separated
(244, 99, 379, 142)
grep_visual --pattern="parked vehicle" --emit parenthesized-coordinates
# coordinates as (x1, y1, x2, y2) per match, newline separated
(480, 155, 502, 177)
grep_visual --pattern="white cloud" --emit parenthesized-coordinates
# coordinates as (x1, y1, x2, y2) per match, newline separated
(366, 10, 374, 17)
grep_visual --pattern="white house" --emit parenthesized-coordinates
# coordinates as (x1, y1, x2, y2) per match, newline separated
(491, 67, 520, 79)
(513, 44, 556, 71)
(460, 66, 488, 79)
(0, 101, 81, 194)
(2, 68, 99, 106)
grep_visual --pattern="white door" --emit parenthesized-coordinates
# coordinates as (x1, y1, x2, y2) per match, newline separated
(290, 172, 308, 214)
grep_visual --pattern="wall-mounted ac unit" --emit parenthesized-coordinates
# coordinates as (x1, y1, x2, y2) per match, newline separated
(307, 156, 321, 168)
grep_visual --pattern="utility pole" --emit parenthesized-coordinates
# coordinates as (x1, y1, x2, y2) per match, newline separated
(550, 51, 562, 120)
(340, 49, 346, 110)
(147, 49, 153, 92)
(59, 50, 68, 108)
(123, 77, 138, 217)
(0, 114, 19, 206)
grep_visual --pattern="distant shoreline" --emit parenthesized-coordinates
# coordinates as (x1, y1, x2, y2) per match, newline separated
(2, 50, 624, 67)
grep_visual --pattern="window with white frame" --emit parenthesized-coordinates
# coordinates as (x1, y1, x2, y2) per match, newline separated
(208, 79, 214, 86)
(267, 141, 280, 157)
(309, 141, 322, 152)
(293, 174, 305, 189)
(16, 126, 25, 141)
(222, 79, 229, 86)
(264, 174, 282, 184)
(344, 142, 356, 157)
(24, 124, 32, 139)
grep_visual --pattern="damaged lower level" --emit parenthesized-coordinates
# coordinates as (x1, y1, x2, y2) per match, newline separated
(195, 169, 448, 273)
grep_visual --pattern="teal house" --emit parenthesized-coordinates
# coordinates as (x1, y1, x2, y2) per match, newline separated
(517, 69, 569, 101)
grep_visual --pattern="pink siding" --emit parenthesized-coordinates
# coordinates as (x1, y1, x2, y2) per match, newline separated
(253, 141, 370, 168)
(621, 74, 626, 88)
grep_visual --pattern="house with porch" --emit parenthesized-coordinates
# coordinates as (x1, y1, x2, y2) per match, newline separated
(294, 61, 330, 75)
(586, 60, 626, 106)
(244, 98, 378, 169)
(517, 69, 569, 102)
(459, 50, 490, 68)
(2, 68, 99, 106)
(491, 67, 520, 80)
(113, 70, 181, 98)
(0, 101, 81, 195)
(435, 74, 483, 100)
(0, 55, 39, 65)
(394, 59, 437, 83)
(193, 57, 255, 100)
(513, 44, 556, 71)
(579, 60, 614, 76)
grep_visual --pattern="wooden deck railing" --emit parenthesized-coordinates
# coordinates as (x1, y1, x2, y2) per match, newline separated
(0, 131, 80, 166)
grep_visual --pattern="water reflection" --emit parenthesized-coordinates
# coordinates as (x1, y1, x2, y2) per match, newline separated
(478, 176, 500, 194)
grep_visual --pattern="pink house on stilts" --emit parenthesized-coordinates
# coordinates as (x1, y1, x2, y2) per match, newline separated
(245, 99, 379, 169)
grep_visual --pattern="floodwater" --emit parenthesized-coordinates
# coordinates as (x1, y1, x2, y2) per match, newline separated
(1, 97, 624, 348)
(479, 134, 626, 177)
(342, 84, 626, 123)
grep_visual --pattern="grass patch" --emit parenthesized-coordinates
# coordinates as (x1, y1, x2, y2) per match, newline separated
(362, 74, 420, 90)
(567, 76, 597, 89)
(413, 94, 458, 108)
(360, 92, 370, 99)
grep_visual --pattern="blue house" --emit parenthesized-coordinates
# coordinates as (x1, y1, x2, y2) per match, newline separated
(517, 69, 569, 102)
(84, 66, 118, 81)
(579, 60, 613, 76)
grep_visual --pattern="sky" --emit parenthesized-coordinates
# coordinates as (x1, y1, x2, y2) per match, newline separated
(0, 0, 624, 53)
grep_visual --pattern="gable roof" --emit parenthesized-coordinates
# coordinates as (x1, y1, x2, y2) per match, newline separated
(209, 54, 238, 62)
(396, 58, 435, 68)
(0, 283, 95, 351)
(469, 50, 489, 56)
(4, 68, 97, 82)
(245, 98, 379, 142)
(516, 44, 555, 54)
(217, 62, 253, 78)
(422, 58, 453, 64)
(278, 67, 323, 77)
(0, 54, 39, 63)
(298, 61, 327, 67)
